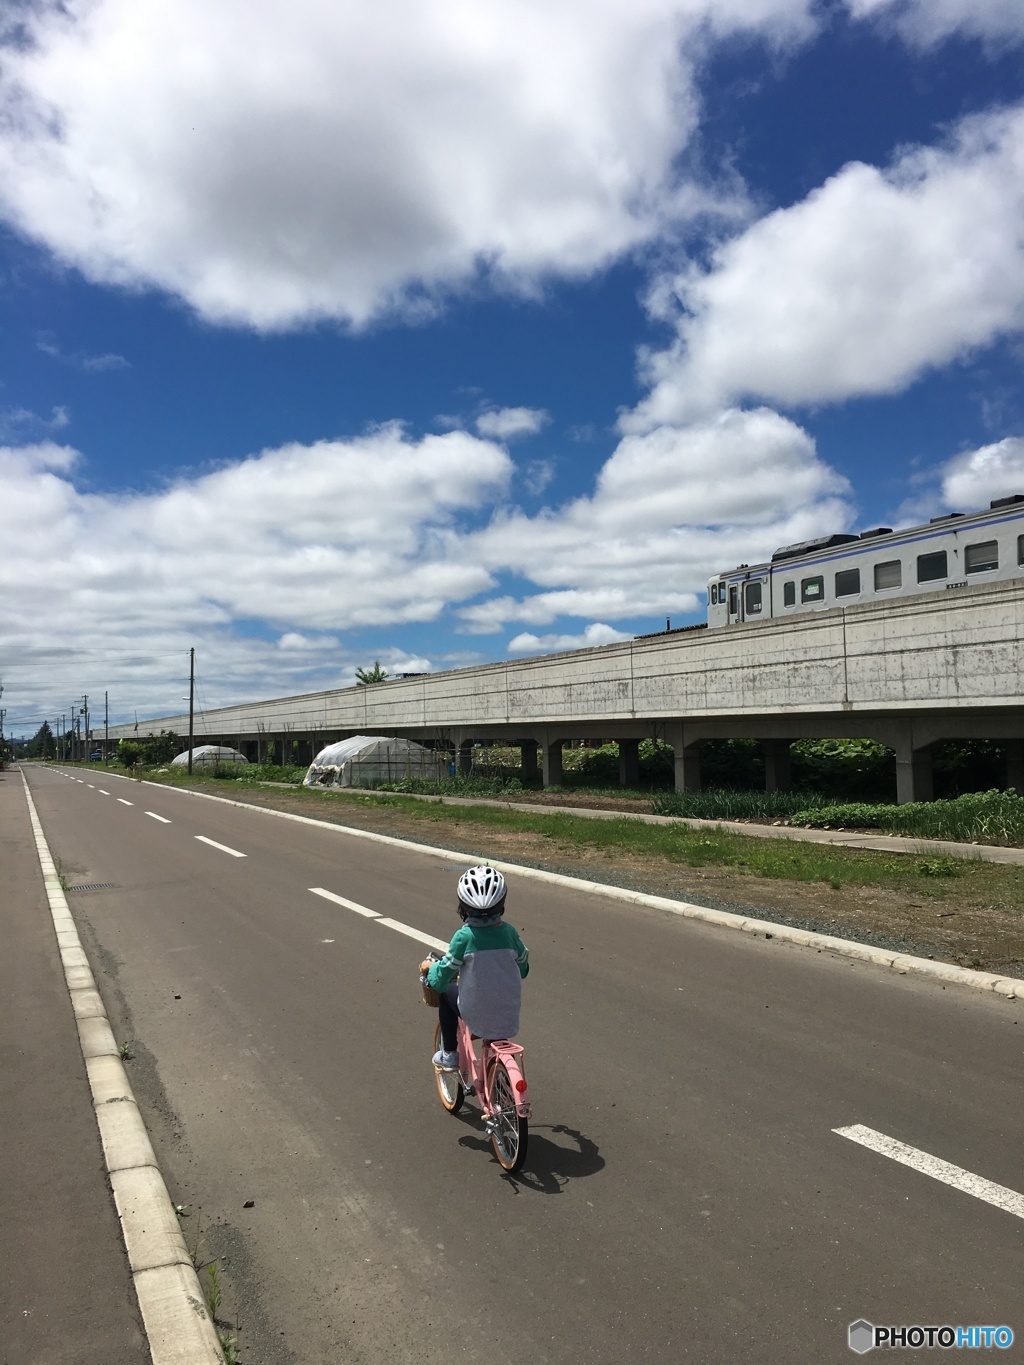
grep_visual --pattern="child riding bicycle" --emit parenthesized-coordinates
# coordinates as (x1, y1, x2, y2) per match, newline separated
(419, 865, 529, 1069)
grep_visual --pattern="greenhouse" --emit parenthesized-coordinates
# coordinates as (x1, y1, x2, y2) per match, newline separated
(171, 744, 249, 769)
(304, 735, 447, 789)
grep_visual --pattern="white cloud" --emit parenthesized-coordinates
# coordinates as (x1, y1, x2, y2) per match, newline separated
(941, 437, 1024, 508)
(0, 0, 823, 331)
(460, 406, 851, 629)
(846, 0, 1024, 47)
(475, 407, 550, 440)
(0, 427, 509, 720)
(277, 631, 340, 652)
(627, 104, 1024, 426)
(508, 623, 634, 653)
(37, 336, 129, 371)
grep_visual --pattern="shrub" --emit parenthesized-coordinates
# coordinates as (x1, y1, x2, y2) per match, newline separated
(651, 789, 835, 821)
(791, 789, 1024, 846)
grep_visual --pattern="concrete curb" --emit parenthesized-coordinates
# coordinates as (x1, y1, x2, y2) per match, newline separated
(121, 771, 1024, 1005)
(20, 770, 225, 1365)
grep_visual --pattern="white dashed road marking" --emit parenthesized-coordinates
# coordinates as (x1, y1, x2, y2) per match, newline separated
(195, 835, 246, 858)
(308, 888, 447, 951)
(98, 790, 110, 796)
(117, 798, 133, 806)
(145, 811, 171, 824)
(376, 917, 448, 951)
(87, 783, 95, 788)
(834, 1124, 1024, 1221)
(308, 887, 379, 917)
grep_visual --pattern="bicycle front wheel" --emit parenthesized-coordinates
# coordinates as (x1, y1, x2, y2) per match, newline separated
(433, 1021, 464, 1113)
(486, 1059, 528, 1172)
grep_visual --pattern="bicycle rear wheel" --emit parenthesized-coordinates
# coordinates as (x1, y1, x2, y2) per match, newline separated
(485, 1058, 528, 1172)
(433, 1021, 464, 1113)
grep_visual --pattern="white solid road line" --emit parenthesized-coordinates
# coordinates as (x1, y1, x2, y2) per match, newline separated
(145, 811, 171, 823)
(308, 887, 379, 917)
(834, 1124, 1024, 1221)
(194, 834, 246, 858)
(308, 888, 448, 951)
(117, 798, 133, 806)
(19, 771, 224, 1363)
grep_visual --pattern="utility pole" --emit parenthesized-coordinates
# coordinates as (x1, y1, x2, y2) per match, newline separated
(82, 694, 89, 761)
(70, 705, 78, 762)
(188, 648, 195, 775)
(104, 690, 109, 764)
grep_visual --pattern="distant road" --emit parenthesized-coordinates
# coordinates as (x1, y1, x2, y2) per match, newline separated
(28, 766, 1024, 1364)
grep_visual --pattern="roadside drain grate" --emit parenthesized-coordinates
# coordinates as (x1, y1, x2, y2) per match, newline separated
(66, 883, 116, 892)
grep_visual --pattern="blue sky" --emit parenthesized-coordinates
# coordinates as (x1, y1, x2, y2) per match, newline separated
(2, 0, 1024, 733)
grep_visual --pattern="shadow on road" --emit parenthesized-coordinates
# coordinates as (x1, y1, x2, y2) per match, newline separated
(457, 1122, 604, 1193)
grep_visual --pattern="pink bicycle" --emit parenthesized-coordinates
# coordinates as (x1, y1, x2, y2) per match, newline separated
(421, 958, 530, 1173)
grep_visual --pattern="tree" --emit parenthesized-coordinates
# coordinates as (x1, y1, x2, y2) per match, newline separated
(24, 721, 56, 759)
(355, 661, 390, 685)
(139, 730, 181, 765)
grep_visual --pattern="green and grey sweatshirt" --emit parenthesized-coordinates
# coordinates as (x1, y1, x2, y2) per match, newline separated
(426, 917, 530, 1040)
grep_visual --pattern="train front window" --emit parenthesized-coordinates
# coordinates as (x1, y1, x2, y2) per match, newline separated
(917, 550, 948, 583)
(744, 581, 762, 614)
(835, 567, 860, 597)
(783, 581, 795, 607)
(801, 575, 824, 603)
(874, 560, 902, 590)
(965, 541, 998, 573)
(710, 585, 718, 605)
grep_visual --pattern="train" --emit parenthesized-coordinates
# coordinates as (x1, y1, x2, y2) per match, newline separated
(707, 494, 1024, 627)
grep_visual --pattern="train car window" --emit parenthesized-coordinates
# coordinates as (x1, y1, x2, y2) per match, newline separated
(729, 585, 738, 615)
(835, 568, 861, 597)
(917, 550, 948, 583)
(874, 560, 902, 590)
(801, 575, 824, 603)
(1019, 535, 1024, 566)
(744, 581, 762, 614)
(783, 581, 796, 607)
(964, 541, 998, 573)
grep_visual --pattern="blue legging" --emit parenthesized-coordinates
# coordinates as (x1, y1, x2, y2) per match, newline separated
(438, 984, 461, 1052)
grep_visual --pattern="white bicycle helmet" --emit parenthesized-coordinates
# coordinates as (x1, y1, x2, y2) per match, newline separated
(457, 865, 507, 914)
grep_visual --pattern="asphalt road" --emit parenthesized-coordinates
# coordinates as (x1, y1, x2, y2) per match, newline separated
(25, 766, 1024, 1363)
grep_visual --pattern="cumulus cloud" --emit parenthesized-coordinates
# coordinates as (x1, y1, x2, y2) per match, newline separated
(460, 406, 851, 630)
(475, 407, 550, 440)
(941, 436, 1024, 508)
(0, 0, 824, 331)
(0, 426, 510, 720)
(508, 623, 634, 654)
(628, 104, 1024, 426)
(846, 0, 1024, 47)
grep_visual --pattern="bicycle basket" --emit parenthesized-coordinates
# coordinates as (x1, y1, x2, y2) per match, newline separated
(420, 976, 440, 1008)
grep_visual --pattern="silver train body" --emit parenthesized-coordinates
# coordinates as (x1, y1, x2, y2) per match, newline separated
(707, 495, 1024, 628)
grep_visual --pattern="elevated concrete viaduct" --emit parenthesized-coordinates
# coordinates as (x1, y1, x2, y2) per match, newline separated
(105, 578, 1024, 803)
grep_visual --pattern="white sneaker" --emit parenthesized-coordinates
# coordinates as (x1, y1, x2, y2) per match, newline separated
(432, 1048, 459, 1071)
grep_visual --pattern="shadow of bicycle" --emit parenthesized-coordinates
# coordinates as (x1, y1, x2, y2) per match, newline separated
(457, 1123, 604, 1193)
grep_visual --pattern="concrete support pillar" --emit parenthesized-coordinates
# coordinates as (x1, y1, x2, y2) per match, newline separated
(542, 739, 564, 788)
(520, 740, 539, 784)
(618, 738, 640, 788)
(763, 739, 792, 793)
(895, 741, 933, 805)
(1006, 740, 1024, 796)
(459, 739, 474, 776)
(666, 726, 700, 791)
